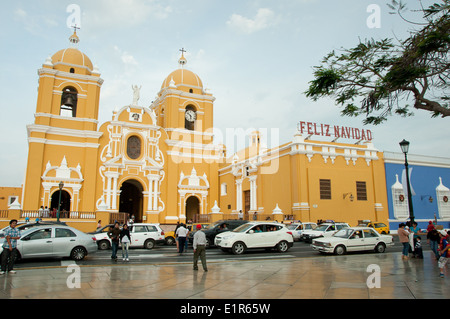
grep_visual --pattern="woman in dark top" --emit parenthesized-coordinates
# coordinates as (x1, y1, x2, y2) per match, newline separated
(120, 224, 132, 261)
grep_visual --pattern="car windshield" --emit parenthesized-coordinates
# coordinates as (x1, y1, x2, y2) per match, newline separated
(333, 229, 354, 238)
(287, 224, 299, 230)
(314, 225, 329, 231)
(205, 221, 223, 230)
(232, 224, 253, 233)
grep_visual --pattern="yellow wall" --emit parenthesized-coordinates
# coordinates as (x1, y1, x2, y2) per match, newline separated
(219, 137, 389, 227)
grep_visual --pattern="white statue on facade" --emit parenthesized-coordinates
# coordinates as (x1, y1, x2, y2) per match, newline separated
(132, 85, 142, 106)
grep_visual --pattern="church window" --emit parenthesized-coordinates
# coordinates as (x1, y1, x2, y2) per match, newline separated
(70, 68, 75, 73)
(127, 136, 142, 160)
(221, 183, 227, 196)
(189, 89, 193, 93)
(60, 87, 78, 117)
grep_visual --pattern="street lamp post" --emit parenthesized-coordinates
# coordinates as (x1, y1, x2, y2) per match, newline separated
(399, 139, 415, 225)
(57, 181, 64, 222)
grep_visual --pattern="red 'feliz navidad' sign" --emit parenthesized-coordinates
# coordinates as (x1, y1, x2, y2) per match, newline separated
(298, 121, 373, 141)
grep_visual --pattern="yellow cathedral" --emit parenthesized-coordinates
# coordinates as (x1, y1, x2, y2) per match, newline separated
(20, 31, 390, 229)
(23, 31, 221, 225)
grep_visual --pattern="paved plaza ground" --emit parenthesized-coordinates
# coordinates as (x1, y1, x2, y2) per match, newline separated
(0, 250, 448, 301)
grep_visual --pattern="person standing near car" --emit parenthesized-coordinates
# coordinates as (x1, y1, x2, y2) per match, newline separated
(120, 223, 131, 261)
(108, 222, 121, 261)
(0, 219, 21, 275)
(176, 223, 189, 255)
(398, 223, 410, 260)
(427, 227, 440, 260)
(193, 224, 208, 272)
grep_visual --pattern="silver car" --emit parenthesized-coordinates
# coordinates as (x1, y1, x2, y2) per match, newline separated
(0, 225, 98, 261)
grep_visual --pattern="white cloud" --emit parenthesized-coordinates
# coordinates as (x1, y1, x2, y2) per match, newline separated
(114, 46, 138, 66)
(83, 0, 172, 30)
(13, 7, 59, 34)
(227, 8, 278, 34)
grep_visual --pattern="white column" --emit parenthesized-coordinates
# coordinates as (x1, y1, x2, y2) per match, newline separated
(249, 175, 257, 211)
(153, 179, 158, 211)
(236, 178, 243, 212)
(112, 175, 118, 210)
(147, 175, 154, 211)
(106, 174, 112, 208)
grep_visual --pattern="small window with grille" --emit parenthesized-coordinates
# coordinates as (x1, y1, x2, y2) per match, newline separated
(356, 181, 367, 201)
(320, 179, 331, 200)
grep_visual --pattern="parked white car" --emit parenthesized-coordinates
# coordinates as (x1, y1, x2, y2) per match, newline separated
(93, 223, 165, 250)
(300, 222, 350, 243)
(311, 227, 394, 255)
(287, 222, 317, 241)
(214, 222, 294, 255)
(0, 225, 97, 261)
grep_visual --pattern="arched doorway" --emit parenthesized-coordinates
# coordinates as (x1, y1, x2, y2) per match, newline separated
(186, 196, 200, 223)
(51, 190, 71, 213)
(119, 180, 144, 222)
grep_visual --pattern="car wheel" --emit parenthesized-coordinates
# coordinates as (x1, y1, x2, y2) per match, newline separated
(205, 238, 212, 248)
(231, 242, 246, 255)
(71, 246, 87, 261)
(165, 236, 175, 246)
(98, 240, 111, 250)
(334, 245, 346, 255)
(375, 243, 386, 253)
(144, 239, 155, 249)
(276, 240, 289, 253)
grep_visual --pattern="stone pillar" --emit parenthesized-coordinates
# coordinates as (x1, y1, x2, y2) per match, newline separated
(235, 178, 243, 212)
(249, 175, 257, 211)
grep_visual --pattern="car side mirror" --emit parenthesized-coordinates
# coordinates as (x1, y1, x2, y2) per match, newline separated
(248, 230, 254, 234)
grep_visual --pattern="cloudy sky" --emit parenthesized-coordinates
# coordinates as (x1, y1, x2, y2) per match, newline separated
(0, 0, 448, 187)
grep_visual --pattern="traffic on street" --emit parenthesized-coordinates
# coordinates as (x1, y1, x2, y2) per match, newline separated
(9, 233, 406, 270)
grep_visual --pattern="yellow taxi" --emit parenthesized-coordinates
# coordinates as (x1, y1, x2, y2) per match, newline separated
(357, 220, 390, 234)
(164, 231, 176, 245)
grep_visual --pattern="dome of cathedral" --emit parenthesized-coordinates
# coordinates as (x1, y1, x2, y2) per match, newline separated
(50, 31, 94, 71)
(51, 47, 93, 71)
(161, 68, 203, 90)
(161, 50, 203, 92)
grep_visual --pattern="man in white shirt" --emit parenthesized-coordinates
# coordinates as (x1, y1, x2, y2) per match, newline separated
(176, 224, 189, 254)
(193, 224, 208, 271)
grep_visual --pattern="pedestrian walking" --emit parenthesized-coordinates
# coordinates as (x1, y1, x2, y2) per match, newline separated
(438, 230, 450, 278)
(108, 222, 121, 261)
(174, 221, 180, 251)
(410, 222, 420, 258)
(176, 223, 189, 255)
(0, 219, 21, 275)
(193, 224, 208, 271)
(427, 227, 440, 260)
(97, 220, 102, 229)
(120, 223, 131, 261)
(398, 223, 410, 260)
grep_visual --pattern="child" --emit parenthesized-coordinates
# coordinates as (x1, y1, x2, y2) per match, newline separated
(414, 236, 423, 259)
(438, 230, 450, 278)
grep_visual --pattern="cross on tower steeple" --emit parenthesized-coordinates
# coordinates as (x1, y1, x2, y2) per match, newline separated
(69, 24, 81, 47)
(178, 48, 187, 67)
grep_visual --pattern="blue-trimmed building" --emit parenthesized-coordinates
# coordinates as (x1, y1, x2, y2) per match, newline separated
(384, 152, 450, 231)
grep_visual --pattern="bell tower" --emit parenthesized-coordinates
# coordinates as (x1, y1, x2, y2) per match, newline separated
(150, 50, 222, 224)
(22, 30, 103, 212)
